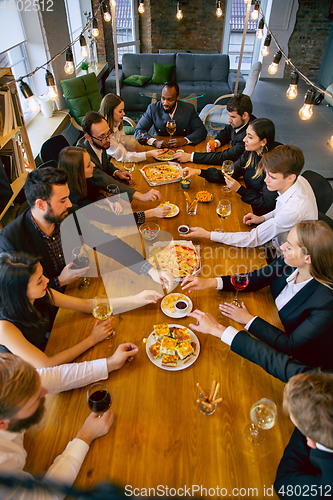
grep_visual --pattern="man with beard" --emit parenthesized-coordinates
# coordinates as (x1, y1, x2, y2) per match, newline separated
(0, 346, 138, 499)
(133, 82, 207, 149)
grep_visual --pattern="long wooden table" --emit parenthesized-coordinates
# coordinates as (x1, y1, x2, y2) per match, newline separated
(25, 137, 294, 498)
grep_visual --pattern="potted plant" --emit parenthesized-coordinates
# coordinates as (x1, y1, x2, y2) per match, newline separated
(81, 62, 89, 74)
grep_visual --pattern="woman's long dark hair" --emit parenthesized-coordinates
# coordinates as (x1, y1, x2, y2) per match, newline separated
(244, 118, 275, 178)
(0, 253, 52, 327)
(99, 93, 124, 132)
(58, 147, 87, 197)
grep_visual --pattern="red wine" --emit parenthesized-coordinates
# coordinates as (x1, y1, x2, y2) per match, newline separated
(72, 256, 89, 269)
(231, 275, 249, 290)
(88, 390, 111, 414)
(138, 137, 148, 146)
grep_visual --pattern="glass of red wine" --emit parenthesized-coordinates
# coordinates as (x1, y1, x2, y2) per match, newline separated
(72, 246, 90, 289)
(230, 265, 249, 307)
(87, 383, 112, 416)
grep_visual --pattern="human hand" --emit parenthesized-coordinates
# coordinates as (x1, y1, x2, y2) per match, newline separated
(141, 189, 162, 202)
(148, 149, 165, 160)
(89, 318, 114, 344)
(58, 263, 89, 286)
(154, 139, 169, 149)
(224, 174, 241, 192)
(148, 268, 174, 293)
(181, 166, 201, 178)
(116, 170, 132, 182)
(206, 140, 218, 152)
(184, 227, 210, 239)
(173, 152, 192, 163)
(187, 309, 225, 338)
(219, 302, 254, 325)
(133, 289, 163, 305)
(168, 137, 187, 148)
(107, 342, 139, 371)
(106, 199, 123, 215)
(181, 276, 217, 292)
(151, 205, 172, 218)
(76, 409, 114, 445)
(243, 213, 265, 225)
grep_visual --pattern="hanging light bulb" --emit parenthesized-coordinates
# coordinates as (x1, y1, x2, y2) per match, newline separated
(92, 17, 99, 37)
(19, 80, 41, 113)
(45, 70, 58, 100)
(256, 18, 264, 40)
(299, 88, 316, 120)
(268, 50, 282, 75)
(176, 2, 183, 19)
(102, 1, 111, 21)
(64, 47, 74, 75)
(251, 1, 259, 20)
(138, 0, 145, 13)
(261, 33, 271, 56)
(286, 71, 299, 100)
(244, 0, 251, 4)
(216, 0, 223, 17)
(327, 135, 333, 149)
(80, 34, 89, 58)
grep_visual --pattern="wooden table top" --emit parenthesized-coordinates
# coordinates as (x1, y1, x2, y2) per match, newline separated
(25, 137, 293, 498)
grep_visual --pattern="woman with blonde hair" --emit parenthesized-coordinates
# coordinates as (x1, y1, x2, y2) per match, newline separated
(99, 94, 163, 163)
(182, 220, 333, 369)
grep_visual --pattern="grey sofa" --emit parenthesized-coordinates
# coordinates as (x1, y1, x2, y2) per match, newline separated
(105, 53, 245, 112)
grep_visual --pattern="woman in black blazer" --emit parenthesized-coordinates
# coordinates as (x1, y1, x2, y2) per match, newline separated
(182, 220, 333, 369)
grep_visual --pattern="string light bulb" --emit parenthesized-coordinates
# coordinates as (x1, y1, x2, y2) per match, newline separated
(286, 71, 299, 100)
(138, 1, 145, 13)
(256, 17, 264, 39)
(102, 1, 111, 21)
(268, 50, 282, 75)
(45, 70, 58, 100)
(64, 47, 74, 74)
(327, 135, 333, 149)
(261, 34, 271, 56)
(299, 88, 316, 121)
(19, 80, 41, 113)
(80, 34, 88, 58)
(216, 0, 223, 17)
(176, 2, 183, 19)
(244, 0, 251, 4)
(251, 1, 259, 20)
(92, 17, 99, 37)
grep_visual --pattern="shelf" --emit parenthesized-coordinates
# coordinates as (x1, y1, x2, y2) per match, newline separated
(0, 171, 28, 220)
(0, 126, 21, 149)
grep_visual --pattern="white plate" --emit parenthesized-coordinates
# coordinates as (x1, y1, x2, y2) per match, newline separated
(146, 324, 200, 371)
(162, 203, 179, 218)
(161, 293, 193, 318)
(157, 149, 175, 161)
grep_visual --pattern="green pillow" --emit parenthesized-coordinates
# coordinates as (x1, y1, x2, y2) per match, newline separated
(123, 75, 151, 87)
(151, 63, 174, 84)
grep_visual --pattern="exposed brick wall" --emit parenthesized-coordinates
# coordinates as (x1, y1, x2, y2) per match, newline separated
(286, 0, 332, 78)
(140, 0, 226, 53)
(91, 0, 115, 70)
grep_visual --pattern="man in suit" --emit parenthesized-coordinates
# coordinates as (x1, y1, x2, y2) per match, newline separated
(78, 112, 162, 203)
(174, 93, 256, 164)
(133, 82, 207, 148)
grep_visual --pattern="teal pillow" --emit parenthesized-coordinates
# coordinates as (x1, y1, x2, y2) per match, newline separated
(123, 75, 151, 87)
(151, 63, 174, 84)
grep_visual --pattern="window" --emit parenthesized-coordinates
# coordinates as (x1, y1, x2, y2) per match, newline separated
(116, 0, 140, 64)
(64, 0, 85, 67)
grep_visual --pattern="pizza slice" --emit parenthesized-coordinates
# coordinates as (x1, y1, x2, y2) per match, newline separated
(173, 327, 192, 342)
(149, 342, 162, 359)
(161, 354, 179, 367)
(160, 336, 178, 355)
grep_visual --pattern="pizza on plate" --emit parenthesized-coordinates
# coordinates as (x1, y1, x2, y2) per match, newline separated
(148, 243, 199, 279)
(158, 149, 175, 161)
(142, 163, 181, 182)
(149, 324, 197, 367)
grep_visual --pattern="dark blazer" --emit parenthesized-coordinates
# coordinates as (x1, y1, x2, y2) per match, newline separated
(275, 428, 333, 499)
(193, 114, 256, 164)
(199, 148, 278, 215)
(77, 138, 135, 200)
(221, 257, 333, 369)
(133, 100, 207, 145)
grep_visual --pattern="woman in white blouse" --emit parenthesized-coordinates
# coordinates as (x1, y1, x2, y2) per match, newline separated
(99, 94, 163, 163)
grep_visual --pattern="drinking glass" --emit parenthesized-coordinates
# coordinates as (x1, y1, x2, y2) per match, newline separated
(166, 119, 176, 140)
(198, 391, 217, 416)
(72, 246, 90, 289)
(244, 398, 277, 445)
(106, 184, 120, 202)
(87, 383, 112, 416)
(222, 160, 234, 192)
(136, 131, 148, 146)
(123, 162, 135, 185)
(92, 295, 114, 338)
(230, 265, 249, 306)
(215, 199, 231, 232)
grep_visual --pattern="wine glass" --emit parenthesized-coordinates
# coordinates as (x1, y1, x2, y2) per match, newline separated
(87, 383, 112, 416)
(136, 131, 148, 146)
(244, 398, 278, 445)
(72, 246, 90, 289)
(222, 160, 234, 192)
(230, 265, 249, 306)
(106, 184, 120, 202)
(215, 199, 231, 232)
(166, 119, 176, 143)
(122, 162, 135, 185)
(92, 295, 114, 338)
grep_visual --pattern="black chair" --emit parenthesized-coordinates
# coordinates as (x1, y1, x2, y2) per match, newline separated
(37, 160, 58, 169)
(39, 135, 69, 164)
(301, 170, 333, 214)
(318, 212, 333, 231)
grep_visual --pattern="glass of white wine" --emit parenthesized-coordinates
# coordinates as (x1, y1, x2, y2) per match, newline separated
(123, 162, 135, 185)
(244, 398, 278, 445)
(222, 160, 234, 192)
(92, 295, 114, 339)
(216, 199, 231, 232)
(166, 119, 176, 143)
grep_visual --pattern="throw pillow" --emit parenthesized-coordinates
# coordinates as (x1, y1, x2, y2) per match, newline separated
(123, 75, 151, 87)
(151, 63, 174, 84)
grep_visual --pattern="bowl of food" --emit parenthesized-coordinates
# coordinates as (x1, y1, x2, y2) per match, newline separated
(139, 222, 160, 241)
(178, 225, 190, 235)
(180, 178, 191, 190)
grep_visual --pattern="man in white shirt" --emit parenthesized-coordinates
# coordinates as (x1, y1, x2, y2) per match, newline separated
(0, 343, 138, 500)
(184, 145, 318, 248)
